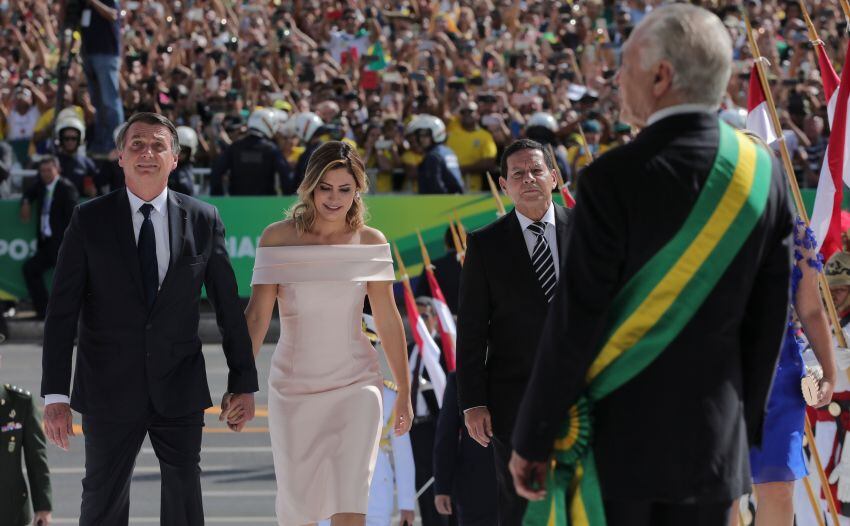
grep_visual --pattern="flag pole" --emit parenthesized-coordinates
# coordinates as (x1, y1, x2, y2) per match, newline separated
(545, 143, 576, 208)
(802, 476, 828, 526)
(839, 0, 850, 25)
(393, 244, 415, 296)
(448, 219, 466, 265)
(798, 0, 822, 43)
(485, 171, 507, 216)
(577, 122, 595, 163)
(452, 211, 468, 249)
(746, 15, 844, 524)
(416, 229, 433, 270)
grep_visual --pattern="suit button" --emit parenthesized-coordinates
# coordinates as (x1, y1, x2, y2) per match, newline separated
(146, 353, 151, 358)
(145, 324, 152, 330)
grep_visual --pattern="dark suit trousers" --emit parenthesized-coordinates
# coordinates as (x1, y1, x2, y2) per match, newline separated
(410, 420, 448, 526)
(22, 239, 59, 318)
(603, 499, 732, 526)
(492, 436, 527, 526)
(79, 408, 204, 526)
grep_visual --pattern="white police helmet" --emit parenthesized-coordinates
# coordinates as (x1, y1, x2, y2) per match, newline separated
(176, 126, 199, 157)
(406, 114, 447, 143)
(247, 107, 279, 139)
(526, 112, 558, 132)
(291, 112, 324, 142)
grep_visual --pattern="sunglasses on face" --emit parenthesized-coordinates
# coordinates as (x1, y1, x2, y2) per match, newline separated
(60, 135, 80, 142)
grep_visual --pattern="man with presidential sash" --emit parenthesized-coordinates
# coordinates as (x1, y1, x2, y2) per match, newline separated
(509, 5, 794, 526)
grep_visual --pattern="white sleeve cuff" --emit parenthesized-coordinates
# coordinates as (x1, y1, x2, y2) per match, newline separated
(463, 405, 487, 414)
(44, 394, 71, 406)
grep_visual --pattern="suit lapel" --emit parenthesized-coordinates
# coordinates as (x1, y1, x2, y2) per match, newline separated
(504, 210, 546, 305)
(114, 190, 145, 303)
(151, 192, 187, 313)
(554, 205, 570, 265)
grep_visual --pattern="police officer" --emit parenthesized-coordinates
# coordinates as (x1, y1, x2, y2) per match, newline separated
(406, 115, 464, 194)
(0, 347, 52, 526)
(54, 113, 99, 198)
(292, 112, 326, 190)
(209, 107, 293, 195)
(169, 126, 198, 196)
(524, 112, 571, 185)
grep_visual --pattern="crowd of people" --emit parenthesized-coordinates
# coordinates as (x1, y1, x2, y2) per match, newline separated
(0, 0, 843, 199)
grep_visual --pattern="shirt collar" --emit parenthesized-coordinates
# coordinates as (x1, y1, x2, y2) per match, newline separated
(516, 203, 556, 232)
(646, 103, 718, 127)
(45, 178, 59, 192)
(127, 186, 169, 216)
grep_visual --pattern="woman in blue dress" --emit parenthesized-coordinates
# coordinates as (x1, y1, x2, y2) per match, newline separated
(749, 219, 837, 525)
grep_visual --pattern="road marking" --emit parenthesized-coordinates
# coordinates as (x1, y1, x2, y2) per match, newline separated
(45, 465, 263, 475)
(202, 490, 276, 497)
(50, 518, 278, 524)
(205, 406, 269, 417)
(70, 424, 270, 435)
(141, 446, 273, 454)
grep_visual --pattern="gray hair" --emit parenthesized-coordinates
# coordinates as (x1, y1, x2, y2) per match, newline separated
(633, 4, 732, 107)
(115, 112, 180, 154)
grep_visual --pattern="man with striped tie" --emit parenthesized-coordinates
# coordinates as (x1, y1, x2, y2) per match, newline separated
(456, 138, 571, 525)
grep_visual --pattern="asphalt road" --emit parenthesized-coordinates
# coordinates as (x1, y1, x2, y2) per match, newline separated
(3, 342, 420, 525)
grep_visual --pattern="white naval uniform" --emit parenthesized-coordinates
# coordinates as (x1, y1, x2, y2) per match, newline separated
(318, 383, 416, 526)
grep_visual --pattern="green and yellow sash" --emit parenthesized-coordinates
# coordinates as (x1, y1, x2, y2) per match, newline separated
(523, 121, 773, 526)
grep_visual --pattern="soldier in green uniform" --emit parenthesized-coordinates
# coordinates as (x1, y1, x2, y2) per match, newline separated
(1, 352, 52, 526)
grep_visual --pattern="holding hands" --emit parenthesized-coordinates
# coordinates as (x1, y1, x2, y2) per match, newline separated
(219, 393, 256, 432)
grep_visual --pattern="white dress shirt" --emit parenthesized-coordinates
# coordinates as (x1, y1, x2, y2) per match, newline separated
(516, 203, 560, 281)
(45, 187, 172, 407)
(646, 103, 718, 127)
(40, 178, 58, 238)
(464, 204, 561, 413)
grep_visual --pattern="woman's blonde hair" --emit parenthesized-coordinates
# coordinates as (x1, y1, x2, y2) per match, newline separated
(287, 141, 369, 235)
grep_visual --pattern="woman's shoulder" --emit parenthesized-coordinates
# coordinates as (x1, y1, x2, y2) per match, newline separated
(358, 226, 388, 245)
(259, 220, 299, 248)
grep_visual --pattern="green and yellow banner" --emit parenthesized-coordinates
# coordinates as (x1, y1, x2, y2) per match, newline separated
(0, 194, 516, 300)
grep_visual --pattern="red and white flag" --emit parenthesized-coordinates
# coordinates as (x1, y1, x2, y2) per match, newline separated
(810, 43, 847, 259)
(401, 283, 446, 405)
(423, 270, 457, 371)
(746, 63, 779, 145)
(560, 186, 576, 208)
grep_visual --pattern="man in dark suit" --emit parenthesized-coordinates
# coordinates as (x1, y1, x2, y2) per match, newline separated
(433, 372, 497, 526)
(20, 156, 79, 320)
(456, 138, 571, 525)
(40, 112, 259, 526)
(510, 6, 794, 526)
(415, 228, 462, 314)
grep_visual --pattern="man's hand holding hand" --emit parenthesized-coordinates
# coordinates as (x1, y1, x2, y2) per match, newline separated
(219, 393, 255, 432)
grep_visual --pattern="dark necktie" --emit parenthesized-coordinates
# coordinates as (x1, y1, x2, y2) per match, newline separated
(528, 221, 557, 303)
(138, 203, 158, 310)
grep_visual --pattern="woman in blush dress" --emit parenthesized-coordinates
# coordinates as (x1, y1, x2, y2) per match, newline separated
(228, 141, 413, 526)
